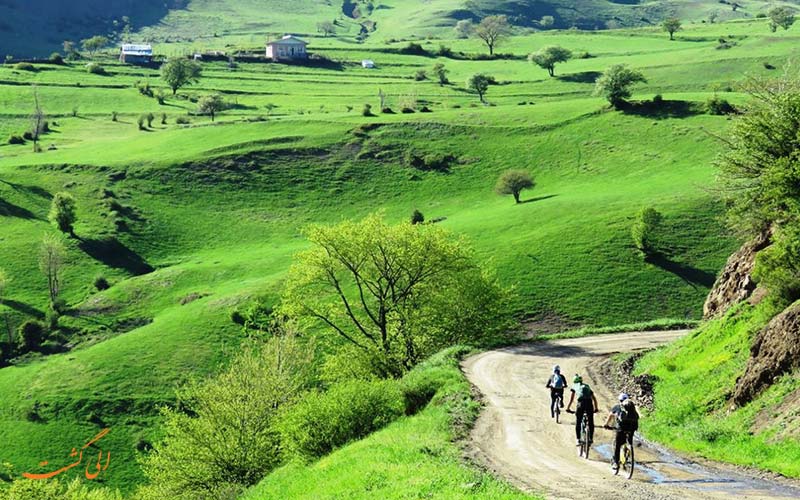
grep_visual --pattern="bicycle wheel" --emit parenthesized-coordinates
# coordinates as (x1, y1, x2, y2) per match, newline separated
(624, 441, 635, 479)
(580, 418, 590, 459)
(555, 397, 561, 424)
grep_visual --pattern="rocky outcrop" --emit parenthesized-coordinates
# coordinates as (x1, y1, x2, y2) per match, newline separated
(703, 230, 771, 319)
(733, 302, 800, 407)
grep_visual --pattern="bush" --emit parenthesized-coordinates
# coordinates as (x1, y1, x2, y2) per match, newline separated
(49, 53, 64, 64)
(137, 116, 146, 130)
(146, 113, 155, 127)
(94, 275, 110, 291)
(631, 207, 663, 255)
(414, 69, 427, 81)
(401, 107, 415, 114)
(362, 103, 374, 117)
(111, 111, 118, 122)
(381, 107, 394, 114)
(653, 94, 664, 104)
(8, 135, 24, 145)
(175, 116, 191, 125)
(411, 209, 425, 225)
(279, 379, 404, 460)
(18, 321, 45, 352)
(399, 42, 427, 55)
(22, 131, 34, 141)
(137, 81, 154, 97)
(436, 45, 453, 57)
(14, 62, 35, 71)
(706, 96, 736, 115)
(86, 62, 106, 75)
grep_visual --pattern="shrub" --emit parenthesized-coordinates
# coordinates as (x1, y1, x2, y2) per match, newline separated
(381, 107, 394, 114)
(411, 209, 425, 225)
(86, 62, 106, 75)
(653, 94, 664, 104)
(8, 135, 24, 145)
(22, 131, 34, 141)
(414, 69, 427, 81)
(279, 379, 404, 460)
(401, 107, 415, 114)
(420, 105, 432, 113)
(362, 103, 374, 117)
(14, 62, 35, 71)
(631, 206, 663, 255)
(137, 81, 154, 97)
(111, 111, 118, 122)
(399, 42, 427, 55)
(45, 307, 59, 331)
(49, 53, 64, 64)
(146, 113, 155, 127)
(137, 115, 146, 130)
(155, 89, 166, 105)
(94, 275, 110, 291)
(706, 96, 736, 115)
(175, 115, 191, 125)
(764, 62, 776, 70)
(161, 112, 167, 125)
(436, 45, 453, 57)
(18, 321, 45, 352)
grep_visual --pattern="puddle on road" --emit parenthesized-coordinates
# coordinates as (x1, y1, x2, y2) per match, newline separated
(592, 437, 800, 497)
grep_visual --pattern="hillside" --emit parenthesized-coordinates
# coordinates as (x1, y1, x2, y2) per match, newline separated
(0, 10, 797, 497)
(3, 0, 797, 56)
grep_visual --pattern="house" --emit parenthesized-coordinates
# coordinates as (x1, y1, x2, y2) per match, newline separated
(119, 44, 153, 64)
(362, 59, 375, 69)
(266, 35, 308, 61)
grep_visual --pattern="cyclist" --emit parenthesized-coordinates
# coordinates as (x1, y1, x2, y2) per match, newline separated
(603, 393, 640, 472)
(545, 365, 568, 418)
(565, 375, 599, 446)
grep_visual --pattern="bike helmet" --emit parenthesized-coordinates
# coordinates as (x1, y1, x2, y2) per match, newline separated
(619, 393, 629, 402)
(573, 375, 583, 384)
(553, 364, 561, 373)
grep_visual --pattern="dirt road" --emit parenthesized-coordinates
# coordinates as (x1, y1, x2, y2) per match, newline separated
(463, 331, 800, 500)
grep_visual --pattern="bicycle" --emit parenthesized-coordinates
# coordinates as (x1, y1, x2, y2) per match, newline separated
(550, 392, 563, 423)
(604, 426, 635, 479)
(566, 409, 591, 459)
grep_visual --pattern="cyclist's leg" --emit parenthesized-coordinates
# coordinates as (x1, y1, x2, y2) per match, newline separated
(575, 405, 584, 442)
(550, 391, 557, 417)
(587, 405, 595, 443)
(613, 430, 624, 465)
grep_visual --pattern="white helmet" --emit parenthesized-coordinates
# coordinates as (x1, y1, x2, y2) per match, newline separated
(619, 393, 629, 402)
(553, 364, 560, 373)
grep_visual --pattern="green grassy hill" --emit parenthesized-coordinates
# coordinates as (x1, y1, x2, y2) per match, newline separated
(0, 15, 796, 494)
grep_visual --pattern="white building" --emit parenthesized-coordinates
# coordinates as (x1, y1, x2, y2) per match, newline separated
(266, 35, 308, 61)
(362, 59, 375, 69)
(119, 44, 153, 64)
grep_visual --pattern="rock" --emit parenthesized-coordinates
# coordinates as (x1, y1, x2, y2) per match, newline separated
(733, 302, 800, 407)
(703, 230, 771, 319)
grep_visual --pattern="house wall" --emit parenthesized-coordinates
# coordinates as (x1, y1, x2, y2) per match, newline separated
(266, 42, 307, 60)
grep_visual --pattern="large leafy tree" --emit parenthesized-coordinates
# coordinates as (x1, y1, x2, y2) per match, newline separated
(593, 64, 647, 109)
(716, 74, 800, 300)
(48, 192, 77, 236)
(161, 59, 202, 95)
(495, 170, 535, 203)
(197, 94, 226, 121)
(81, 35, 108, 55)
(280, 214, 513, 377)
(467, 73, 492, 103)
(529, 46, 572, 77)
(768, 7, 796, 32)
(474, 15, 510, 55)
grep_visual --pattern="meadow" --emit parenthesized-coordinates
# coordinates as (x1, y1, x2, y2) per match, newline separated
(0, 15, 796, 494)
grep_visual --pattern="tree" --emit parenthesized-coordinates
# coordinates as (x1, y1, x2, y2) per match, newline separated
(62, 40, 79, 59)
(474, 15, 510, 55)
(48, 192, 77, 236)
(81, 35, 109, 55)
(593, 64, 647, 109)
(197, 94, 225, 121)
(160, 59, 202, 95)
(18, 321, 44, 352)
(31, 86, 45, 153)
(768, 7, 795, 32)
(280, 214, 512, 377)
(540, 15, 555, 28)
(454, 19, 473, 39)
(631, 207, 662, 255)
(661, 18, 682, 40)
(317, 21, 336, 37)
(410, 209, 425, 224)
(432, 63, 449, 86)
(717, 72, 800, 301)
(528, 46, 572, 77)
(467, 73, 492, 103)
(39, 233, 66, 306)
(495, 170, 535, 203)
(137, 332, 314, 500)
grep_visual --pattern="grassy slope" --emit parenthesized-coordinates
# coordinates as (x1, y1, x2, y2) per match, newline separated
(243, 348, 535, 500)
(0, 18, 793, 491)
(635, 301, 800, 477)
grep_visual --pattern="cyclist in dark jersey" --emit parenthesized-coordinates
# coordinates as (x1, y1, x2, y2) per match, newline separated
(603, 393, 640, 471)
(565, 375, 599, 445)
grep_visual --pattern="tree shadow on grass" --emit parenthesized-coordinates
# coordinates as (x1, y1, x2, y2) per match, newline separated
(0, 198, 38, 219)
(3, 299, 45, 320)
(619, 100, 705, 120)
(0, 181, 50, 199)
(78, 237, 154, 275)
(557, 71, 602, 84)
(645, 252, 716, 289)
(520, 194, 558, 204)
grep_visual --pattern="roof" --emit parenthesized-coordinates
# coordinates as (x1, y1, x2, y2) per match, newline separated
(121, 44, 153, 56)
(267, 35, 308, 46)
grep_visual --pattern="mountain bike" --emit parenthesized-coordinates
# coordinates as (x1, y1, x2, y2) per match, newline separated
(567, 409, 591, 459)
(616, 430, 635, 479)
(550, 392, 563, 423)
